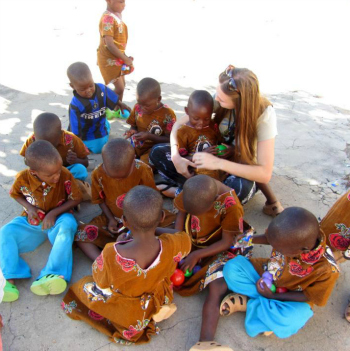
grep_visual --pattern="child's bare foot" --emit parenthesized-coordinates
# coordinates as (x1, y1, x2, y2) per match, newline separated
(220, 293, 247, 316)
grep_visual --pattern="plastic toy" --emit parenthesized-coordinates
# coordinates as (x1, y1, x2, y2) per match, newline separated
(28, 210, 45, 226)
(192, 265, 201, 274)
(276, 287, 288, 293)
(260, 271, 276, 292)
(106, 108, 130, 120)
(216, 145, 227, 156)
(170, 269, 185, 286)
(184, 269, 192, 278)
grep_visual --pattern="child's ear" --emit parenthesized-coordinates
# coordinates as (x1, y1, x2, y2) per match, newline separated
(184, 107, 189, 115)
(158, 96, 162, 103)
(159, 210, 166, 224)
(69, 83, 74, 90)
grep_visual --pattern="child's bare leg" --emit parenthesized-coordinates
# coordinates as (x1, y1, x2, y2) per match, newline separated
(113, 76, 125, 101)
(77, 242, 101, 261)
(199, 278, 228, 341)
(256, 182, 277, 204)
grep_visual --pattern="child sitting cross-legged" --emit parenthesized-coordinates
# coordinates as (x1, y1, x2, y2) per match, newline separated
(1, 141, 82, 302)
(190, 207, 340, 351)
(62, 186, 191, 345)
(20, 112, 91, 200)
(125, 77, 176, 166)
(75, 138, 175, 261)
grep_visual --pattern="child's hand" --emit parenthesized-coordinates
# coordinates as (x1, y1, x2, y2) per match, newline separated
(41, 211, 57, 230)
(116, 231, 132, 242)
(115, 101, 131, 113)
(27, 206, 40, 223)
(217, 144, 234, 159)
(124, 129, 137, 139)
(66, 149, 78, 164)
(202, 146, 218, 155)
(179, 251, 200, 272)
(134, 131, 151, 142)
(108, 218, 120, 235)
(256, 278, 275, 299)
(124, 56, 134, 67)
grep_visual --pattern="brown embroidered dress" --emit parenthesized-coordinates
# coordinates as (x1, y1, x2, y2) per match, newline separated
(173, 189, 247, 296)
(126, 104, 176, 165)
(62, 231, 191, 345)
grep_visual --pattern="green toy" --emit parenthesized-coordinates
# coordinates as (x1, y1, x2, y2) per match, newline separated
(106, 108, 130, 120)
(216, 144, 227, 156)
(184, 269, 193, 278)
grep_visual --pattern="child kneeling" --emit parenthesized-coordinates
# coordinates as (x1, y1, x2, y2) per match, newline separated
(62, 186, 191, 345)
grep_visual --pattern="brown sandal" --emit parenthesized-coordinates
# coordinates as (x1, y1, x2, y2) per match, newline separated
(345, 301, 350, 323)
(220, 293, 247, 316)
(263, 201, 284, 217)
(190, 341, 233, 351)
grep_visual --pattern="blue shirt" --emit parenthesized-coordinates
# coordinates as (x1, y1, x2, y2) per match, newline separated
(69, 83, 118, 141)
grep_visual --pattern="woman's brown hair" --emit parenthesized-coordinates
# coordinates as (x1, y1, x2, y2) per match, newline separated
(219, 67, 271, 165)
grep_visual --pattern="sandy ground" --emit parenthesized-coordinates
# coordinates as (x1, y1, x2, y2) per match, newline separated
(0, 1, 350, 350)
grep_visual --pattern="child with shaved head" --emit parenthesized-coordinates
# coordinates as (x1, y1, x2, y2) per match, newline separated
(1, 141, 82, 302)
(20, 112, 91, 199)
(63, 186, 191, 345)
(67, 62, 129, 154)
(125, 77, 176, 166)
(75, 138, 175, 261)
(190, 207, 340, 351)
(173, 175, 248, 298)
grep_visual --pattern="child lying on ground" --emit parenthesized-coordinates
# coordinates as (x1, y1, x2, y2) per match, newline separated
(20, 112, 91, 200)
(190, 207, 339, 351)
(1, 141, 82, 302)
(125, 77, 176, 166)
(62, 186, 191, 345)
(75, 138, 175, 261)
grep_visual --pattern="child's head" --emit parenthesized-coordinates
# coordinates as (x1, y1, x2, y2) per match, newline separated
(183, 175, 217, 215)
(185, 90, 213, 130)
(33, 112, 62, 147)
(123, 185, 163, 231)
(106, 0, 126, 14)
(25, 140, 62, 184)
(136, 78, 162, 114)
(102, 138, 135, 179)
(67, 62, 95, 99)
(266, 207, 320, 257)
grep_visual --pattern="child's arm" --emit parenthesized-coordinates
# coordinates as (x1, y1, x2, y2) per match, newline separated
(104, 36, 133, 66)
(180, 229, 235, 272)
(99, 203, 120, 235)
(124, 127, 137, 139)
(42, 199, 81, 230)
(175, 211, 186, 231)
(13, 197, 42, 223)
(256, 281, 309, 302)
(66, 150, 89, 167)
(133, 132, 170, 144)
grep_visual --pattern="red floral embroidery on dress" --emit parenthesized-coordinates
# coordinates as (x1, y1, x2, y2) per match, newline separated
(84, 225, 98, 241)
(88, 310, 104, 321)
(64, 133, 73, 145)
(329, 234, 350, 251)
(64, 180, 72, 195)
(116, 254, 136, 273)
(173, 252, 183, 263)
(191, 216, 201, 233)
(123, 326, 140, 340)
(300, 244, 325, 264)
(116, 193, 126, 209)
(135, 104, 143, 117)
(103, 15, 114, 24)
(166, 119, 175, 131)
(99, 190, 105, 199)
(239, 217, 244, 233)
(224, 196, 236, 208)
(289, 261, 313, 277)
(95, 253, 104, 271)
(179, 148, 188, 156)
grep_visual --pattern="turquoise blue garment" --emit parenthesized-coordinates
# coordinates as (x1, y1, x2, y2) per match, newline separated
(223, 256, 314, 338)
(0, 213, 77, 282)
(66, 164, 88, 181)
(82, 120, 110, 154)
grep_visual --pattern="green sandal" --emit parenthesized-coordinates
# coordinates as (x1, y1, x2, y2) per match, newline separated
(30, 274, 67, 296)
(3, 281, 19, 302)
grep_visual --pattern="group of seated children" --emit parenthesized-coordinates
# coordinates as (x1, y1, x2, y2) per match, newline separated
(0, 59, 349, 351)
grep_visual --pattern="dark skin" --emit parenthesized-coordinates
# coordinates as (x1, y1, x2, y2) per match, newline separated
(175, 180, 234, 273)
(77, 157, 135, 261)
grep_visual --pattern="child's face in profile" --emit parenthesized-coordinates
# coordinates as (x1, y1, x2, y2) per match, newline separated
(136, 92, 161, 115)
(107, 0, 126, 13)
(185, 104, 212, 130)
(70, 76, 95, 99)
(32, 161, 62, 184)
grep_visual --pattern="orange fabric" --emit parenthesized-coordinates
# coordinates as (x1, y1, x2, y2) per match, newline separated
(97, 11, 130, 84)
(62, 232, 191, 345)
(9, 167, 82, 217)
(20, 130, 89, 167)
(251, 233, 339, 307)
(126, 104, 176, 160)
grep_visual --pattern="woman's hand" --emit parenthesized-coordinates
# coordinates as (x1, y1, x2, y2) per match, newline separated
(193, 152, 222, 171)
(172, 153, 196, 178)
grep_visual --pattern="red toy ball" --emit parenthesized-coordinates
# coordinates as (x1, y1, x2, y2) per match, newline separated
(170, 269, 185, 286)
(276, 287, 288, 293)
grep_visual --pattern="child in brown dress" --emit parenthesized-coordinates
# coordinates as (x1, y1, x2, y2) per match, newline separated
(62, 186, 191, 345)
(125, 78, 176, 166)
(75, 138, 175, 260)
